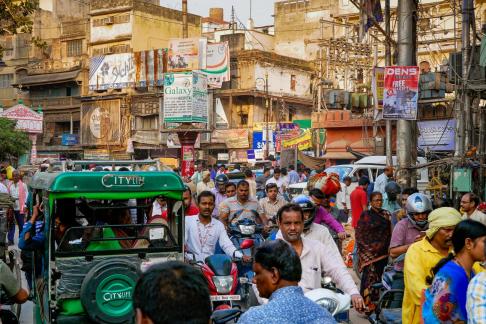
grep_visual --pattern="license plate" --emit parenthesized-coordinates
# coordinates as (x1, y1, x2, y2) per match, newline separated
(210, 295, 241, 301)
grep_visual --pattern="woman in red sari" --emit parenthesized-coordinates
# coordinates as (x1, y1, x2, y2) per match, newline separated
(355, 191, 392, 313)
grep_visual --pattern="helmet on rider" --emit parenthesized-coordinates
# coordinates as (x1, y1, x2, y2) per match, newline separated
(215, 174, 229, 193)
(384, 181, 401, 201)
(291, 195, 316, 230)
(405, 193, 433, 230)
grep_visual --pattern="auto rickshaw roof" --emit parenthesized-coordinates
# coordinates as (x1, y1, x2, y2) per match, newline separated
(30, 171, 185, 199)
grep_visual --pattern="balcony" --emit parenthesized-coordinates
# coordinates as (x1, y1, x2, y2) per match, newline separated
(30, 97, 81, 110)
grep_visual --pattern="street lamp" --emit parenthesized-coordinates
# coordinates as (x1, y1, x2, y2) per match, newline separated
(256, 73, 269, 159)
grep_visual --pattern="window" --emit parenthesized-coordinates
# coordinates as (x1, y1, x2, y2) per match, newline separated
(135, 116, 158, 131)
(92, 14, 130, 27)
(0, 74, 13, 88)
(290, 75, 296, 91)
(67, 39, 82, 57)
(240, 114, 248, 126)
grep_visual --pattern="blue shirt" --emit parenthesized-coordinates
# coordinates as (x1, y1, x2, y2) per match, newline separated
(382, 193, 400, 214)
(288, 170, 300, 185)
(238, 286, 336, 324)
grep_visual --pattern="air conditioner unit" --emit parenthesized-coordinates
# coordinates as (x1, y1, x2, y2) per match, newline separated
(104, 16, 114, 25)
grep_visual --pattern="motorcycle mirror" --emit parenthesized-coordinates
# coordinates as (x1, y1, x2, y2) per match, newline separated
(322, 276, 332, 286)
(239, 239, 254, 250)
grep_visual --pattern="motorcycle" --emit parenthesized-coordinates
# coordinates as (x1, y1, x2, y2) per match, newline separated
(211, 308, 243, 324)
(368, 254, 405, 324)
(305, 276, 351, 323)
(228, 218, 265, 304)
(199, 239, 254, 311)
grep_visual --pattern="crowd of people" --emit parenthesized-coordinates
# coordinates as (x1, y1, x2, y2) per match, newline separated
(1, 161, 486, 324)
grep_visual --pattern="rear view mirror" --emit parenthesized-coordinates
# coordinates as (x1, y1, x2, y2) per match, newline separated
(240, 239, 254, 250)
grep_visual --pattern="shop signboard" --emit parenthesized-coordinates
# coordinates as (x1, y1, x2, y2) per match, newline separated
(163, 72, 208, 123)
(0, 103, 43, 133)
(61, 134, 79, 146)
(282, 129, 312, 150)
(383, 66, 420, 120)
(80, 99, 121, 145)
(84, 149, 110, 160)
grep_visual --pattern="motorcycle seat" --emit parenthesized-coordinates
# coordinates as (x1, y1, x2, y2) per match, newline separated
(380, 308, 402, 324)
(211, 309, 242, 324)
(205, 254, 232, 276)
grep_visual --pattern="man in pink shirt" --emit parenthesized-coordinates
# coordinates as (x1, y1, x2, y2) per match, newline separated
(350, 177, 370, 228)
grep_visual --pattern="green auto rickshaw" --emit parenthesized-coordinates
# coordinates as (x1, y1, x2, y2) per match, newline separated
(27, 169, 185, 323)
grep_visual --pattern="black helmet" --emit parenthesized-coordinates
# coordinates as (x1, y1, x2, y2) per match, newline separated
(215, 174, 229, 185)
(291, 195, 316, 230)
(385, 181, 401, 201)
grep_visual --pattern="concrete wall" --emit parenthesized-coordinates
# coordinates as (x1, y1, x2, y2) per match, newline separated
(254, 63, 312, 98)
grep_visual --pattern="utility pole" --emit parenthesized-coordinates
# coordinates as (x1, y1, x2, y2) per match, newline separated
(462, 0, 473, 152)
(182, 0, 188, 38)
(265, 72, 270, 160)
(385, 0, 393, 166)
(316, 20, 324, 158)
(396, 0, 417, 187)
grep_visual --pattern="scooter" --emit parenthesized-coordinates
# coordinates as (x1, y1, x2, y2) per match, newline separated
(200, 239, 254, 311)
(368, 254, 405, 324)
(305, 276, 351, 323)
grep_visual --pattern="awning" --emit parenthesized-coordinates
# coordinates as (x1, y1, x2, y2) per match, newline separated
(14, 70, 81, 87)
(320, 152, 357, 160)
(297, 151, 326, 170)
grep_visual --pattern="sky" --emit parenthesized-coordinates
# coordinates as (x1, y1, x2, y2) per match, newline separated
(158, 0, 275, 26)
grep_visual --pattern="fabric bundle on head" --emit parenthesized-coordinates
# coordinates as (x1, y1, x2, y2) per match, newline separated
(202, 170, 210, 177)
(425, 207, 462, 239)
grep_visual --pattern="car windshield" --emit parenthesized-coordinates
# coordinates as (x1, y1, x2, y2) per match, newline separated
(53, 197, 183, 256)
(325, 166, 353, 181)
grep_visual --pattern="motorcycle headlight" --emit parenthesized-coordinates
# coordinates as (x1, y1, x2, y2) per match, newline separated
(315, 297, 338, 315)
(212, 276, 234, 294)
(239, 225, 255, 235)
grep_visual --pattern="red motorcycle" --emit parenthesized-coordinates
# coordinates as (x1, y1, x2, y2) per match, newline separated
(201, 239, 254, 311)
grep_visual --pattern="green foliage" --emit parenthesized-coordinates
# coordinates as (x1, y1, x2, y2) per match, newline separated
(0, 118, 31, 161)
(0, 0, 39, 59)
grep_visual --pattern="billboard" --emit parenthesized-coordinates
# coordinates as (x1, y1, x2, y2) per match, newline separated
(89, 53, 134, 90)
(383, 66, 420, 120)
(167, 38, 207, 72)
(81, 99, 121, 145)
(282, 129, 312, 150)
(163, 72, 208, 123)
(418, 119, 456, 151)
(201, 42, 230, 88)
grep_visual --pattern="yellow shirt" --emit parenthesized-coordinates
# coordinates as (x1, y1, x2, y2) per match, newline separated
(402, 238, 448, 324)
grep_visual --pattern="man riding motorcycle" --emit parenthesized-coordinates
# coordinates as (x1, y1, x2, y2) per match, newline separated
(389, 193, 432, 271)
(275, 203, 365, 312)
(211, 174, 229, 218)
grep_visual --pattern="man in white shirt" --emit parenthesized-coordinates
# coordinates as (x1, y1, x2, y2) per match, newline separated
(339, 176, 352, 215)
(196, 171, 214, 196)
(275, 203, 365, 312)
(460, 192, 486, 225)
(185, 191, 251, 263)
(374, 166, 394, 195)
(265, 168, 287, 195)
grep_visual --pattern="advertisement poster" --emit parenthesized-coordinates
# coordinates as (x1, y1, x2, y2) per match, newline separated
(168, 38, 207, 72)
(282, 129, 312, 150)
(418, 119, 456, 151)
(181, 145, 195, 177)
(383, 66, 419, 120)
(201, 42, 230, 88)
(89, 53, 134, 90)
(81, 100, 121, 145)
(252, 130, 276, 159)
(163, 72, 208, 123)
(372, 67, 385, 109)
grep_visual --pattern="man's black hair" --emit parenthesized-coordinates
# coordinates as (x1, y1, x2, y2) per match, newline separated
(358, 176, 370, 186)
(274, 168, 281, 174)
(263, 167, 270, 173)
(465, 192, 481, 208)
(401, 187, 418, 196)
(265, 183, 278, 192)
(225, 182, 236, 190)
(133, 261, 211, 324)
(237, 179, 249, 188)
(184, 185, 192, 196)
(309, 188, 325, 199)
(254, 240, 302, 282)
(289, 165, 295, 170)
(197, 191, 215, 204)
(276, 203, 304, 222)
(244, 169, 253, 178)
